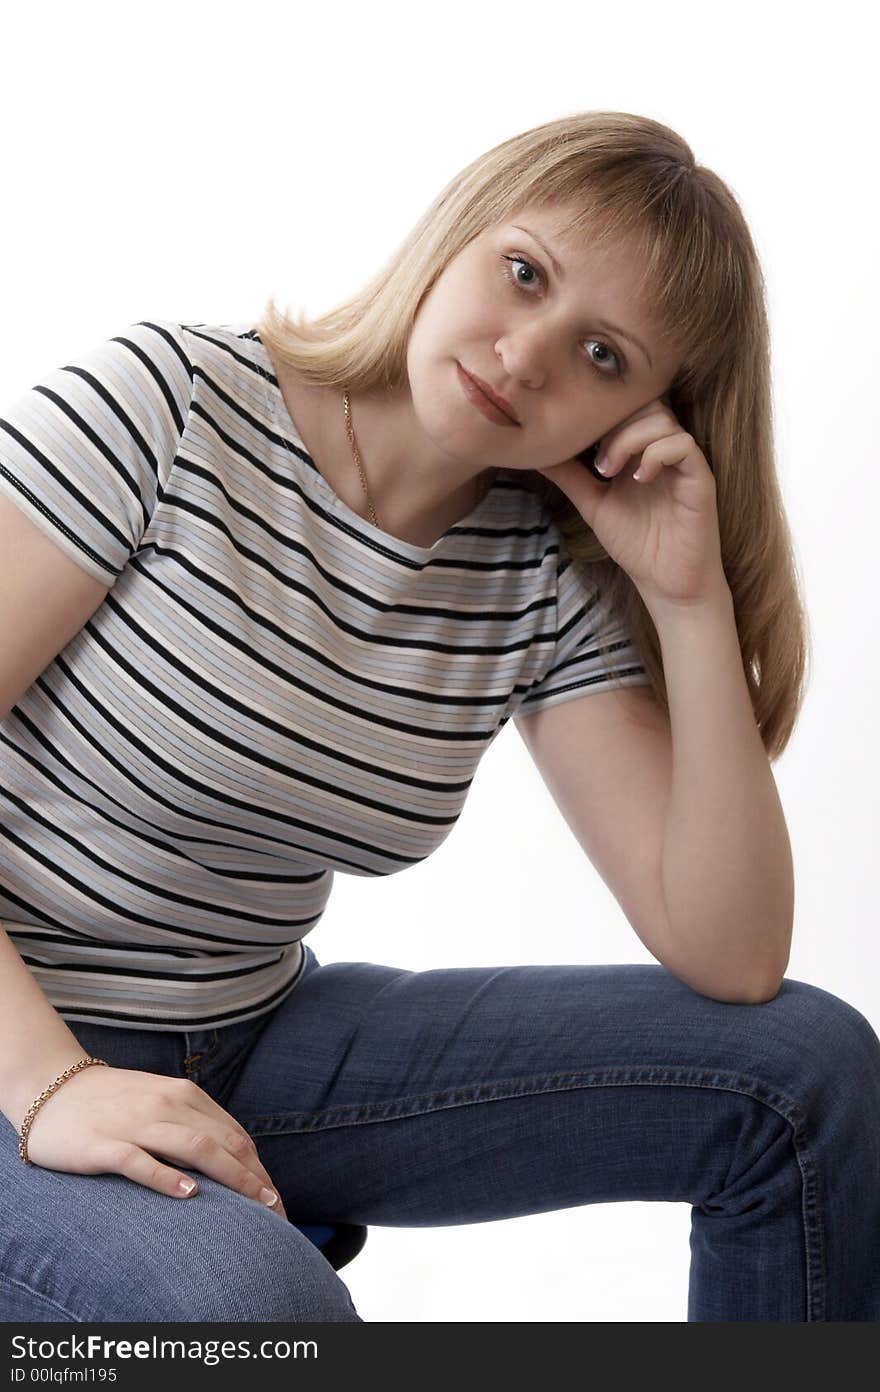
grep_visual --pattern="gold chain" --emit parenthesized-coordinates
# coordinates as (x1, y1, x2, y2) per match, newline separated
(341, 390, 494, 533)
(19, 1057, 109, 1163)
(342, 390, 381, 527)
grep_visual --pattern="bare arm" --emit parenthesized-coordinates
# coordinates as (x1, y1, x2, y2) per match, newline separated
(0, 923, 89, 1131)
(650, 579, 794, 1000)
(0, 486, 113, 1129)
(513, 578, 792, 1005)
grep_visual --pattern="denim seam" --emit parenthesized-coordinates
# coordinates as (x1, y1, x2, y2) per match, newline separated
(0, 1271, 81, 1323)
(241, 1064, 810, 1132)
(183, 1028, 221, 1078)
(242, 1063, 824, 1321)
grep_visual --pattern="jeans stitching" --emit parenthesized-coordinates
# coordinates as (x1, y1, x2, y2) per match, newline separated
(0, 1271, 81, 1323)
(241, 1065, 809, 1131)
(183, 1029, 221, 1078)
(241, 1063, 825, 1321)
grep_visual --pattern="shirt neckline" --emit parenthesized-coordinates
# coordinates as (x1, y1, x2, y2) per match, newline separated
(251, 330, 500, 563)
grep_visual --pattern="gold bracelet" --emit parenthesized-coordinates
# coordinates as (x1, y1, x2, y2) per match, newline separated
(18, 1056, 110, 1164)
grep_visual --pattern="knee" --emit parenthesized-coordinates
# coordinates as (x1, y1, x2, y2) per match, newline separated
(81, 1180, 363, 1323)
(762, 976, 880, 1093)
(178, 1213, 362, 1323)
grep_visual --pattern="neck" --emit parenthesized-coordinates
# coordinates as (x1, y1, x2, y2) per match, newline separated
(273, 358, 494, 546)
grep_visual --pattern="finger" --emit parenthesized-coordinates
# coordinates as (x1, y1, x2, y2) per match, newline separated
(195, 1113, 285, 1212)
(597, 427, 690, 480)
(580, 449, 614, 485)
(98, 1136, 208, 1203)
(174, 1080, 275, 1192)
(593, 395, 675, 457)
(145, 1121, 287, 1216)
(123, 1133, 288, 1222)
(630, 433, 695, 484)
(172, 1082, 289, 1221)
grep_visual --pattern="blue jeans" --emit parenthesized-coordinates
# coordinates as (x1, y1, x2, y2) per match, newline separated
(2, 946, 879, 1322)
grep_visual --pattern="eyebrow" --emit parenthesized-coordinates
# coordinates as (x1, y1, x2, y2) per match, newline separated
(510, 224, 654, 369)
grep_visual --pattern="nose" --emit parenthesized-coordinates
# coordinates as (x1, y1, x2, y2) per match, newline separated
(494, 331, 548, 391)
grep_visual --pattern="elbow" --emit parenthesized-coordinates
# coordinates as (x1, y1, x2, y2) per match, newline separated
(747, 962, 789, 1003)
(663, 945, 789, 1005)
(682, 974, 785, 1005)
(681, 978, 782, 1006)
(736, 975, 785, 1005)
(658, 914, 792, 1006)
(690, 959, 787, 1006)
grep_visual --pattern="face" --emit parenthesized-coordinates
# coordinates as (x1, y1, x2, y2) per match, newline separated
(405, 202, 682, 472)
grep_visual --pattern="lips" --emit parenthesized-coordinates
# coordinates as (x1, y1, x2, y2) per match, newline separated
(459, 365, 520, 425)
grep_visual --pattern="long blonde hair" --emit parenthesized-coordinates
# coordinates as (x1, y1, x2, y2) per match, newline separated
(256, 110, 810, 762)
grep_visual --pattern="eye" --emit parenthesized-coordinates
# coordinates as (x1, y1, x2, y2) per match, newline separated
(500, 254, 626, 380)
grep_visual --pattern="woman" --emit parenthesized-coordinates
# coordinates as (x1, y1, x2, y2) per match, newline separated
(0, 110, 877, 1323)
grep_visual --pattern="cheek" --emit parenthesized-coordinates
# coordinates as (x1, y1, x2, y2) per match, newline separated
(466, 273, 500, 320)
(409, 282, 457, 348)
(442, 257, 494, 318)
(404, 312, 434, 378)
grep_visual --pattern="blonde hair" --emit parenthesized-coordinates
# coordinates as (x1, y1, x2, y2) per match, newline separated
(256, 110, 811, 762)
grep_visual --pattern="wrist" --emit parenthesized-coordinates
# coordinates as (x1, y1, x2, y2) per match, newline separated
(18, 1056, 108, 1163)
(639, 575, 734, 633)
(5, 1044, 97, 1135)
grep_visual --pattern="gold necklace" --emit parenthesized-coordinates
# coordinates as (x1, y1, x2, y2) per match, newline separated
(341, 389, 494, 532)
(342, 389, 381, 527)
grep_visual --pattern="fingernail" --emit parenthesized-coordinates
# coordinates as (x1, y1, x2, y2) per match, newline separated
(259, 1187, 279, 1207)
(595, 455, 610, 474)
(178, 1178, 196, 1195)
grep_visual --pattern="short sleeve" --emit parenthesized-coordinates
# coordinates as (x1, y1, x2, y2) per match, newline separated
(516, 553, 652, 716)
(0, 319, 193, 587)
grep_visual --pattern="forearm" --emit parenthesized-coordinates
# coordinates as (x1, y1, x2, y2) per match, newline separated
(0, 921, 88, 1131)
(646, 582, 794, 1002)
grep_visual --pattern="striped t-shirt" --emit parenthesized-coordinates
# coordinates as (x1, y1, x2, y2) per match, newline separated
(0, 320, 651, 1032)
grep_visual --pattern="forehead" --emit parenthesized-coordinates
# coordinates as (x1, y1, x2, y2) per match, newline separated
(493, 209, 656, 317)
(503, 204, 639, 274)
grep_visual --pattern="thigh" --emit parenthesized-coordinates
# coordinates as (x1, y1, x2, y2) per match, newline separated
(230, 949, 877, 1130)
(224, 950, 879, 1229)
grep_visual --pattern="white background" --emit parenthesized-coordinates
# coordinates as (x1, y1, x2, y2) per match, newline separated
(2, 0, 877, 1322)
